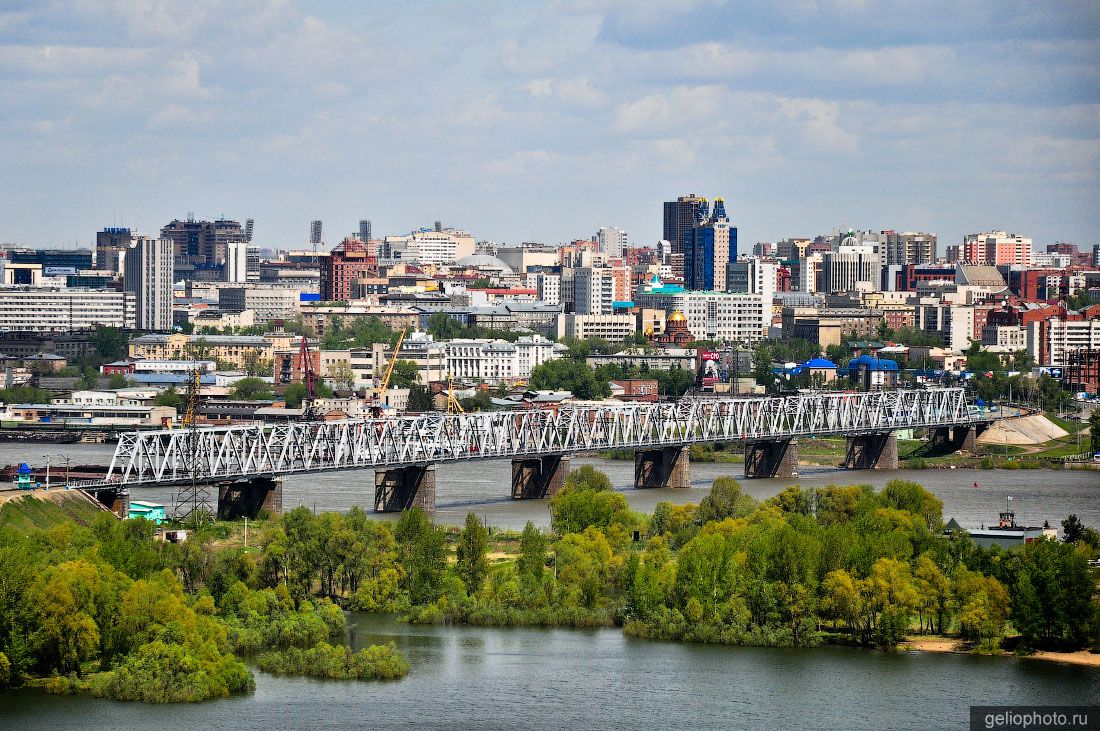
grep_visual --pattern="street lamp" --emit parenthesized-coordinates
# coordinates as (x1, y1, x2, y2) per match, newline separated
(41, 453, 72, 489)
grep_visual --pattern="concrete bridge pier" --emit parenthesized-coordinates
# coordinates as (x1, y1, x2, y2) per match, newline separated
(634, 446, 690, 489)
(83, 485, 130, 517)
(218, 477, 283, 520)
(843, 433, 898, 470)
(929, 424, 985, 453)
(744, 439, 798, 479)
(375, 465, 436, 513)
(512, 455, 571, 499)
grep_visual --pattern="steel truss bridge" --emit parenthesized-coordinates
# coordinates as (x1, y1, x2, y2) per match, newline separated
(90, 388, 982, 489)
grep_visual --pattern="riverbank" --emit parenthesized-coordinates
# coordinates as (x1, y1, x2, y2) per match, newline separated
(904, 637, 1100, 667)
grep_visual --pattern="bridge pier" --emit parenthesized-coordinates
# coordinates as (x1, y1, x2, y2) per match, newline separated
(217, 478, 283, 520)
(375, 465, 436, 513)
(928, 425, 985, 453)
(634, 446, 690, 489)
(843, 433, 898, 470)
(744, 439, 798, 479)
(512, 455, 571, 499)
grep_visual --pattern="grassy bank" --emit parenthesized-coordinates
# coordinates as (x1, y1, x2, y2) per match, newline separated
(0, 489, 110, 533)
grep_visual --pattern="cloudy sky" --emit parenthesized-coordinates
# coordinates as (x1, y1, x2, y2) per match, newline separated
(1, 1, 1097, 252)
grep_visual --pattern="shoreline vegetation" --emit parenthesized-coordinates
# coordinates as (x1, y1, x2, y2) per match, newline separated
(904, 636, 1100, 667)
(0, 466, 1097, 704)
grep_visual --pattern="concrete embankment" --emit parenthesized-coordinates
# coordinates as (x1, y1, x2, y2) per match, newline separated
(0, 486, 114, 532)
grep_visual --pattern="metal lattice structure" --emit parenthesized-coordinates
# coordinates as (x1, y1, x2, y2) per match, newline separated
(94, 388, 983, 488)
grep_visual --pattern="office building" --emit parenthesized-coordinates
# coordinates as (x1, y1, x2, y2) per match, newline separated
(96, 227, 133, 272)
(663, 194, 706, 263)
(596, 227, 628, 258)
(359, 220, 371, 242)
(962, 231, 1032, 267)
(782, 306, 885, 348)
(573, 267, 618, 315)
(0, 288, 135, 332)
(225, 240, 249, 283)
(381, 228, 476, 265)
(883, 231, 936, 265)
(319, 237, 378, 301)
(525, 272, 561, 305)
(684, 198, 736, 291)
(820, 245, 882, 293)
(218, 286, 303, 324)
(556, 313, 638, 343)
(726, 258, 777, 305)
(123, 237, 173, 331)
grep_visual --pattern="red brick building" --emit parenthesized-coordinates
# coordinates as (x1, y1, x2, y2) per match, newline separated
(320, 238, 377, 301)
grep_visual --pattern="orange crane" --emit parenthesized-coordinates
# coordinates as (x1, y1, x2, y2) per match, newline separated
(370, 327, 407, 416)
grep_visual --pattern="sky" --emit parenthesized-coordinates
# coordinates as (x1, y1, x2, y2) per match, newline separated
(1, 1, 1098, 253)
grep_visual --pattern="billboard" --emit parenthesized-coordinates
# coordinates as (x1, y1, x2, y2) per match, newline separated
(44, 266, 76, 276)
(299, 293, 321, 302)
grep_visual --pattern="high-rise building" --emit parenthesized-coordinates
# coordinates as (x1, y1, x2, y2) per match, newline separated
(573, 267, 616, 315)
(244, 218, 254, 242)
(663, 194, 705, 277)
(727, 257, 777, 306)
(96, 227, 133, 272)
(310, 220, 323, 250)
(962, 231, 1032, 267)
(820, 245, 882, 294)
(123, 237, 173, 331)
(525, 272, 561, 305)
(225, 240, 249, 283)
(359, 219, 372, 242)
(683, 198, 736, 291)
(596, 227, 628, 258)
(319, 237, 377, 301)
(883, 231, 936, 265)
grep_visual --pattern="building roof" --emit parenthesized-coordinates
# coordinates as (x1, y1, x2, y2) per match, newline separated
(803, 358, 838, 369)
(846, 354, 900, 372)
(453, 254, 514, 274)
(956, 264, 1007, 288)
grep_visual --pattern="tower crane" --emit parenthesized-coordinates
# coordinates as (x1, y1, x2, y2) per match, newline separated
(370, 327, 407, 417)
(298, 334, 318, 421)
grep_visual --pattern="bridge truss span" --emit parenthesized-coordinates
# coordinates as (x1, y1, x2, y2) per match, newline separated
(103, 388, 979, 487)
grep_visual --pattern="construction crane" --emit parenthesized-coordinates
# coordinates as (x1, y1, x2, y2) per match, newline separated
(298, 334, 318, 421)
(174, 366, 214, 523)
(446, 371, 464, 414)
(370, 328, 407, 417)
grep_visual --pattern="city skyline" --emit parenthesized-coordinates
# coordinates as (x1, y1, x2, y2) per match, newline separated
(1, 1, 1097, 250)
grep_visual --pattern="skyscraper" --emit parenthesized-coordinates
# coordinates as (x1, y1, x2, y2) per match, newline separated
(663, 194, 705, 277)
(683, 198, 737, 291)
(123, 237, 173, 331)
(596, 226, 628, 258)
(225, 240, 249, 283)
(359, 219, 372, 242)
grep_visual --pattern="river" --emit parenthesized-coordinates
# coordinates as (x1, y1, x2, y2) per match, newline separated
(1, 442, 1096, 531)
(0, 614, 1096, 730)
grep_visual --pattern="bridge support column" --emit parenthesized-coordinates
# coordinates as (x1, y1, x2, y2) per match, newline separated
(375, 465, 436, 513)
(634, 446, 690, 489)
(217, 478, 283, 520)
(956, 425, 977, 452)
(512, 455, 571, 499)
(928, 425, 985, 453)
(744, 439, 798, 479)
(843, 433, 898, 470)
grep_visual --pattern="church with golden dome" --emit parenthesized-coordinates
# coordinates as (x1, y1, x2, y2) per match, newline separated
(653, 310, 695, 347)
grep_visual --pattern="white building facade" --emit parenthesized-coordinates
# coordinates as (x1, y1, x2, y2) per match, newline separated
(0, 288, 135, 332)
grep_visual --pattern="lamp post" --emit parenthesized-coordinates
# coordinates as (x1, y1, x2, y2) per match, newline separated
(42, 453, 71, 489)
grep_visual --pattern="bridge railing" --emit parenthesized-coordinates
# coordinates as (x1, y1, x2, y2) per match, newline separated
(99, 388, 978, 486)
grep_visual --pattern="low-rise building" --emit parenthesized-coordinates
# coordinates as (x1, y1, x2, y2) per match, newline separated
(218, 286, 303, 324)
(586, 347, 697, 372)
(0, 288, 135, 331)
(129, 333, 273, 369)
(782, 307, 884, 348)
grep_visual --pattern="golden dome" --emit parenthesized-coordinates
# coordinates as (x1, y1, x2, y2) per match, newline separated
(668, 310, 687, 323)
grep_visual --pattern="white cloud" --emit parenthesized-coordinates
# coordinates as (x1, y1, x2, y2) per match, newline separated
(615, 85, 725, 133)
(777, 97, 857, 153)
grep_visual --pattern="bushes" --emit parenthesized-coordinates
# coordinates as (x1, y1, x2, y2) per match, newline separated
(89, 640, 254, 703)
(256, 642, 409, 681)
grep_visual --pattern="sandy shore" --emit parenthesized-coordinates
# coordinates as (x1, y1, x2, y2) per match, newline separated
(903, 637, 1100, 667)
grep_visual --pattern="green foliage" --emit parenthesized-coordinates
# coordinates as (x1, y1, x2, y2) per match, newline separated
(1007, 539, 1096, 649)
(395, 508, 447, 606)
(516, 522, 548, 583)
(0, 385, 54, 405)
(90, 326, 130, 363)
(230, 377, 275, 401)
(696, 477, 756, 524)
(320, 316, 395, 350)
(406, 384, 433, 412)
(388, 360, 420, 388)
(0, 651, 9, 688)
(255, 641, 409, 680)
(154, 387, 182, 410)
(283, 380, 335, 408)
(456, 513, 489, 594)
(528, 359, 611, 399)
(550, 467, 629, 534)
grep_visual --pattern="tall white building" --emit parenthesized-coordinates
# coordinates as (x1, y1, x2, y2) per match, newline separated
(525, 272, 561, 305)
(636, 290, 768, 344)
(225, 240, 249, 283)
(596, 227, 628, 258)
(573, 267, 616, 315)
(382, 228, 476, 265)
(123, 237, 173, 331)
(0, 288, 135, 331)
(727, 258, 777, 305)
(820, 245, 882, 293)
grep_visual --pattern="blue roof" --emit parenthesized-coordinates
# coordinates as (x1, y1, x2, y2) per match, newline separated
(846, 354, 900, 372)
(804, 358, 837, 369)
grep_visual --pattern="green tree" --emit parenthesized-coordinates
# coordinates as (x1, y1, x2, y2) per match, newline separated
(388, 360, 419, 389)
(406, 384, 434, 412)
(326, 361, 356, 391)
(516, 522, 547, 582)
(154, 387, 182, 411)
(394, 508, 447, 606)
(528, 359, 610, 400)
(243, 351, 274, 378)
(91, 326, 130, 363)
(231, 377, 275, 401)
(696, 477, 755, 525)
(455, 513, 489, 595)
(427, 312, 463, 340)
(283, 380, 334, 408)
(1091, 410, 1100, 453)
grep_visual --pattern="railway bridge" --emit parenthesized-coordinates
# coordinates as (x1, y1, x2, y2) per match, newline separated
(79, 387, 990, 518)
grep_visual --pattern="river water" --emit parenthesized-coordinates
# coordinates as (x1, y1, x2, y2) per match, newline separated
(0, 614, 1096, 730)
(2, 442, 1096, 532)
